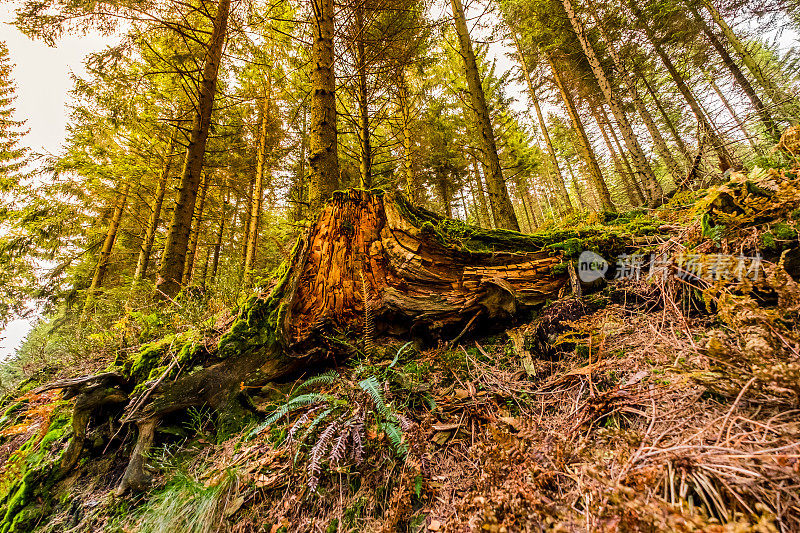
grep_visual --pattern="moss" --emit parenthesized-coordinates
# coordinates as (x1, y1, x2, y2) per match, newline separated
(761, 232, 777, 250)
(771, 222, 797, 241)
(0, 405, 71, 533)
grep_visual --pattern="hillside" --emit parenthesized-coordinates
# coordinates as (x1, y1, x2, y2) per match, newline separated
(0, 164, 798, 532)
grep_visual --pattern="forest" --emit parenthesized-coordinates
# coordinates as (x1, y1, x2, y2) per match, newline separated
(0, 0, 800, 529)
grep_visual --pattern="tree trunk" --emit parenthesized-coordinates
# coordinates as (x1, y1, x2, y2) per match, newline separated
(689, 4, 779, 141)
(706, 73, 759, 150)
(470, 155, 493, 229)
(308, 0, 340, 210)
(511, 34, 572, 212)
(450, 0, 519, 230)
(546, 51, 614, 211)
(633, 6, 735, 172)
(182, 172, 210, 285)
(584, 0, 683, 186)
(600, 106, 648, 204)
(134, 130, 176, 284)
(84, 181, 130, 313)
(209, 186, 228, 286)
(561, 0, 661, 205)
(398, 74, 415, 201)
(592, 106, 643, 206)
(638, 72, 693, 163)
(355, 2, 372, 189)
(156, 0, 230, 300)
(244, 97, 270, 286)
(700, 0, 792, 114)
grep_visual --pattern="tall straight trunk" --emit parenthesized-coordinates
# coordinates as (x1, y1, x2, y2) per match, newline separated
(398, 74, 415, 201)
(688, 4, 779, 140)
(584, 0, 682, 184)
(84, 181, 130, 313)
(156, 0, 230, 300)
(705, 73, 758, 150)
(134, 130, 176, 284)
(354, 2, 372, 188)
(450, 0, 519, 230)
(470, 155, 492, 228)
(182, 172, 210, 285)
(210, 186, 228, 286)
(292, 107, 308, 223)
(700, 0, 790, 111)
(244, 96, 270, 286)
(561, 0, 660, 205)
(639, 72, 693, 163)
(511, 174, 534, 232)
(308, 0, 340, 210)
(511, 34, 572, 211)
(601, 106, 648, 203)
(592, 106, 642, 206)
(633, 6, 735, 171)
(546, 51, 614, 211)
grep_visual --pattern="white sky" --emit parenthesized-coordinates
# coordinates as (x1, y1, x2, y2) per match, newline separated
(0, 2, 112, 359)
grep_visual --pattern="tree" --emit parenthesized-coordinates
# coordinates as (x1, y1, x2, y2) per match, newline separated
(155, 0, 231, 300)
(308, 0, 341, 210)
(450, 0, 520, 230)
(0, 40, 35, 326)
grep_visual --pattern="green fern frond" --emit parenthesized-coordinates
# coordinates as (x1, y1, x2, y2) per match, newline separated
(294, 370, 338, 394)
(247, 393, 331, 439)
(380, 421, 408, 457)
(358, 376, 387, 415)
(389, 341, 413, 368)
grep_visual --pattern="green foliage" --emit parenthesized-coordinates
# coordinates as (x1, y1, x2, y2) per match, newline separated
(251, 369, 411, 493)
(134, 469, 238, 533)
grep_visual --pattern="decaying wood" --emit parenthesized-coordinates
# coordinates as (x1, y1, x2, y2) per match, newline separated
(67, 190, 569, 492)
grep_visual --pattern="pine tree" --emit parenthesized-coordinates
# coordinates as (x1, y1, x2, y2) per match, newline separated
(0, 40, 34, 326)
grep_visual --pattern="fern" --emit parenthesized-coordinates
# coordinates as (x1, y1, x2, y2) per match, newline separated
(381, 421, 408, 457)
(294, 370, 338, 394)
(328, 420, 350, 466)
(389, 341, 413, 368)
(308, 418, 340, 491)
(248, 393, 330, 439)
(358, 376, 387, 415)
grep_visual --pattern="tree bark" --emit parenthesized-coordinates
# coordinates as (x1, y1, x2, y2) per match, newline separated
(156, 0, 230, 300)
(689, 4, 779, 141)
(561, 0, 661, 205)
(134, 130, 176, 284)
(182, 172, 210, 285)
(546, 51, 614, 211)
(244, 96, 270, 286)
(450, 0, 519, 230)
(308, 0, 340, 210)
(398, 74, 416, 201)
(700, 0, 792, 114)
(511, 34, 572, 212)
(84, 181, 130, 312)
(633, 6, 736, 172)
(354, 2, 372, 189)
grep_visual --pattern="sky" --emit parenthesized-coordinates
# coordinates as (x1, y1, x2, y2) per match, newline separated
(0, 3, 112, 359)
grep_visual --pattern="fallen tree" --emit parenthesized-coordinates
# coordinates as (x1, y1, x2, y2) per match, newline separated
(26, 189, 635, 495)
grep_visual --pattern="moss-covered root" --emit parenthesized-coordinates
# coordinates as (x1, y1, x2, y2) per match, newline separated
(116, 418, 157, 495)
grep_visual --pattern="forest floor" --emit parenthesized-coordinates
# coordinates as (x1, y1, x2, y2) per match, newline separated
(0, 165, 799, 532)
